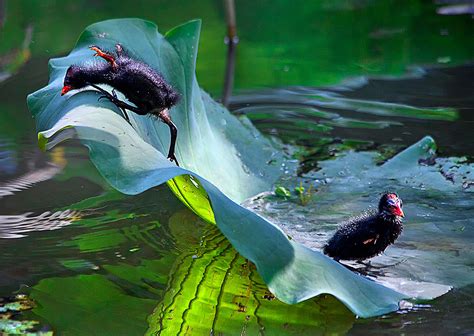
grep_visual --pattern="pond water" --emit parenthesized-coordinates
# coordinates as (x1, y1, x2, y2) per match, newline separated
(1, 1, 473, 335)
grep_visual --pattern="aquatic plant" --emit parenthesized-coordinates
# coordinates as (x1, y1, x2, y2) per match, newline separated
(27, 18, 450, 318)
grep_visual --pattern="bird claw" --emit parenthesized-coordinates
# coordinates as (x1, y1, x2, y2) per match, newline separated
(97, 95, 109, 102)
(167, 154, 179, 166)
(97, 91, 119, 105)
(98, 95, 115, 104)
(89, 45, 117, 69)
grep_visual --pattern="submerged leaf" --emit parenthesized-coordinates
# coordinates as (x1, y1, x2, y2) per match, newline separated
(31, 275, 156, 335)
(247, 136, 471, 298)
(147, 225, 355, 335)
(0, 295, 46, 335)
(27, 18, 444, 318)
(275, 186, 291, 198)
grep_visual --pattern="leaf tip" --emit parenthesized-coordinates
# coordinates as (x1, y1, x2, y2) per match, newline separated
(419, 135, 437, 151)
(165, 18, 202, 39)
(37, 132, 48, 152)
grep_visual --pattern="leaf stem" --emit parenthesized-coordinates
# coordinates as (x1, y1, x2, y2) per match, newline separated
(222, 0, 238, 107)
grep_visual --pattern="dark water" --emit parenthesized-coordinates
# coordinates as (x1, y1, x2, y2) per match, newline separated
(1, 1, 474, 335)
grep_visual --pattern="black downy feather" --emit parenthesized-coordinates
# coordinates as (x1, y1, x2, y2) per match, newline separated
(323, 193, 404, 261)
(62, 44, 181, 164)
(63, 45, 180, 114)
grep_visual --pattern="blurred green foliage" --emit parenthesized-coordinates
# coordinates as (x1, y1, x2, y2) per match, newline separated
(2, 0, 473, 93)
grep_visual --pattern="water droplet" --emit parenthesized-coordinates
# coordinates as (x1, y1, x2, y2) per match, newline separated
(437, 56, 451, 64)
(399, 300, 414, 310)
(189, 176, 200, 188)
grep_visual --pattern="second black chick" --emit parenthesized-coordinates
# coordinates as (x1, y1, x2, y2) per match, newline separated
(323, 193, 404, 261)
(61, 44, 180, 164)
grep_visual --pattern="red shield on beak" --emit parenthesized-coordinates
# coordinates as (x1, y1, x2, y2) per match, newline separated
(392, 206, 405, 218)
(61, 85, 72, 96)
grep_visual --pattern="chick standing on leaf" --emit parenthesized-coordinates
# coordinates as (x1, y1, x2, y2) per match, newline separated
(324, 193, 404, 261)
(61, 44, 180, 165)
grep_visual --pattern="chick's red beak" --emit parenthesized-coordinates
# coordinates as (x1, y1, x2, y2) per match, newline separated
(392, 206, 404, 217)
(61, 85, 72, 96)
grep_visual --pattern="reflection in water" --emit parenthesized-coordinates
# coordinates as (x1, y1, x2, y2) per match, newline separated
(0, 147, 66, 198)
(0, 164, 63, 198)
(1, 182, 356, 335)
(0, 147, 70, 238)
(231, 65, 474, 162)
(0, 210, 80, 239)
(0, 138, 19, 176)
(0, 21, 33, 82)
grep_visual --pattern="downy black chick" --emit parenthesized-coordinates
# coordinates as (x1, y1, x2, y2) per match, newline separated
(323, 193, 404, 261)
(61, 44, 180, 165)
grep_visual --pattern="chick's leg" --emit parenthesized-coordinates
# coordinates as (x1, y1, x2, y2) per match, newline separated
(89, 46, 117, 69)
(158, 109, 179, 166)
(90, 84, 143, 124)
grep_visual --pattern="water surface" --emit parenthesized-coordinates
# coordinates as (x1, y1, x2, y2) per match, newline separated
(1, 1, 473, 334)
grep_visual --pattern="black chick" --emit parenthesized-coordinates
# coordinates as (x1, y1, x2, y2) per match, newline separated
(61, 44, 180, 165)
(323, 193, 404, 261)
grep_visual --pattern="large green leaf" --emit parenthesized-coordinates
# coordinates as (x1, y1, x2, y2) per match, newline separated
(28, 18, 437, 318)
(147, 223, 356, 335)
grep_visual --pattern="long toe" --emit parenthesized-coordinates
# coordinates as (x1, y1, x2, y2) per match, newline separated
(168, 155, 179, 166)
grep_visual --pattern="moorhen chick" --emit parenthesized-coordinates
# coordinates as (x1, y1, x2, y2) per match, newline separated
(323, 193, 404, 261)
(61, 44, 180, 165)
